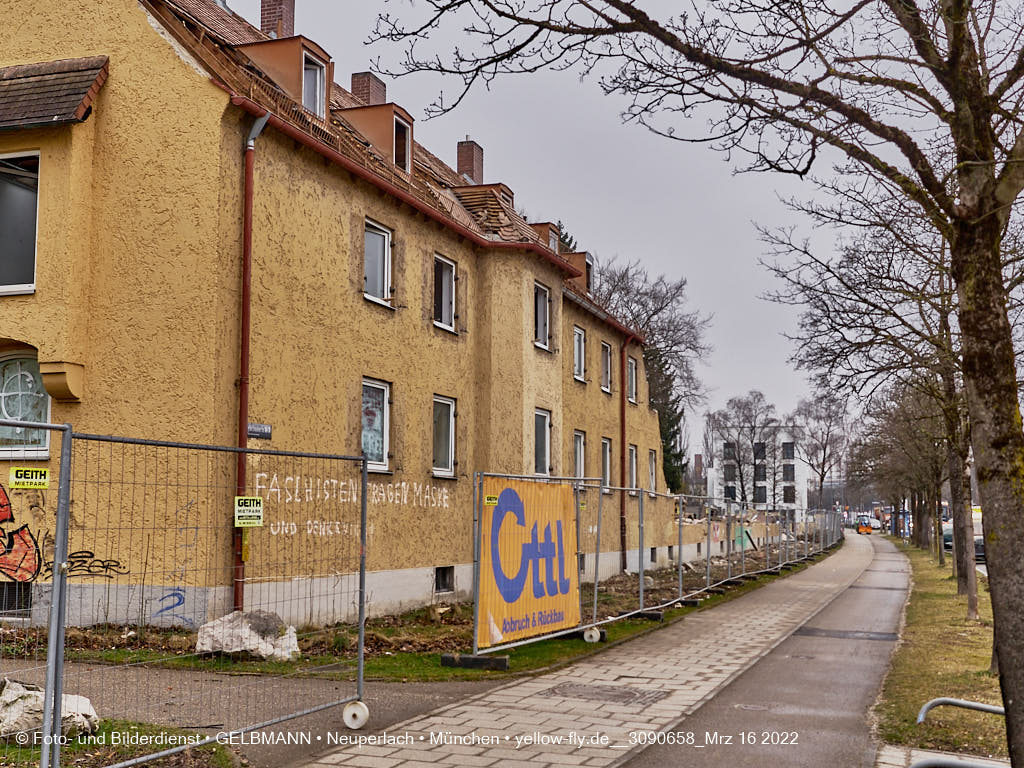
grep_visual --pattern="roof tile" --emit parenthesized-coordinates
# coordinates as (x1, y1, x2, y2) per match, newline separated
(0, 56, 109, 131)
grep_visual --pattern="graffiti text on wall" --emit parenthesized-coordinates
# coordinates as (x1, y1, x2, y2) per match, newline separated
(255, 472, 450, 509)
(0, 484, 41, 582)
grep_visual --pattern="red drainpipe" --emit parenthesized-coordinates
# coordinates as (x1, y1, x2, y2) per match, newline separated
(619, 333, 635, 572)
(235, 111, 270, 612)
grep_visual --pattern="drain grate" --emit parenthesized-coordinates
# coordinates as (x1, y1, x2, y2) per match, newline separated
(793, 626, 897, 642)
(541, 682, 670, 706)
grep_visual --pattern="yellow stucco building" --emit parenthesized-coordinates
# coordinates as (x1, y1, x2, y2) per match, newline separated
(0, 0, 672, 623)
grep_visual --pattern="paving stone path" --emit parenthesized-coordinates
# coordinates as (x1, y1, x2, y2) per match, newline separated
(301, 535, 873, 768)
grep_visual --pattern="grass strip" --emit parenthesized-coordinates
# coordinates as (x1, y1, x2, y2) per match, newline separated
(0, 719, 235, 768)
(874, 540, 1007, 758)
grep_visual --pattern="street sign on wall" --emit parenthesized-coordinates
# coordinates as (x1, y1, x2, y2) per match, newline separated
(476, 479, 580, 650)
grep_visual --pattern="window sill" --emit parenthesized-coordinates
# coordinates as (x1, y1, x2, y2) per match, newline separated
(573, 375, 587, 384)
(628, 398, 637, 405)
(363, 294, 396, 310)
(433, 321, 458, 335)
(431, 471, 457, 480)
(533, 341, 552, 352)
(0, 452, 49, 462)
(601, 387, 612, 395)
(0, 285, 35, 297)
(367, 467, 392, 475)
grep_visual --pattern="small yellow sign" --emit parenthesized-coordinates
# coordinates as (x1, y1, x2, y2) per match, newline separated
(9, 467, 49, 490)
(484, 495, 499, 506)
(234, 496, 264, 527)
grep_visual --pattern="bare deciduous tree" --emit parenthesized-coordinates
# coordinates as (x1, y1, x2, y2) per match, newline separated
(374, 3, 1024, 745)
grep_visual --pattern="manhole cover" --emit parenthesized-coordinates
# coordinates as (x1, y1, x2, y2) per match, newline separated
(736, 703, 769, 711)
(541, 682, 670, 706)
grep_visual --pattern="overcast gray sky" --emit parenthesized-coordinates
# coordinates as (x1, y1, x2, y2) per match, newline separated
(230, 1, 817, 440)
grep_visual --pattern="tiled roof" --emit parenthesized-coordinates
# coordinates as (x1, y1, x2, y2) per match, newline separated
(162, 0, 267, 45)
(452, 186, 545, 245)
(0, 56, 109, 131)
(143, 0, 582, 276)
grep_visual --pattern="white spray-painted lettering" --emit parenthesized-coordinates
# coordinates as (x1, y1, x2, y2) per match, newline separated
(254, 473, 450, 514)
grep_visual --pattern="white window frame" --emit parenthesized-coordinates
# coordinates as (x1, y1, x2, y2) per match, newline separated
(628, 444, 638, 490)
(573, 326, 586, 381)
(363, 219, 392, 305)
(573, 430, 586, 479)
(394, 115, 412, 173)
(0, 353, 51, 460)
(648, 449, 657, 495)
(600, 342, 612, 393)
(433, 254, 456, 332)
(361, 378, 390, 472)
(302, 53, 326, 118)
(627, 356, 637, 403)
(534, 282, 550, 349)
(0, 151, 40, 296)
(534, 408, 551, 476)
(432, 395, 456, 477)
(548, 229, 559, 253)
(601, 438, 612, 492)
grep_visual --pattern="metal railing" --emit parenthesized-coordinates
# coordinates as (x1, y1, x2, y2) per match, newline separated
(471, 472, 843, 655)
(0, 420, 370, 768)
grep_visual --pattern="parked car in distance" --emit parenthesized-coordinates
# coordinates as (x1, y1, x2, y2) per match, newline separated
(975, 535, 985, 563)
(870, 518, 882, 531)
(943, 523, 953, 551)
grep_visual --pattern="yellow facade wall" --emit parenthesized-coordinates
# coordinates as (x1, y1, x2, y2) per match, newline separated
(0, 0, 676, 618)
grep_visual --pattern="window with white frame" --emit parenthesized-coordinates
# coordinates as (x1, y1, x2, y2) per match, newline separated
(601, 438, 612, 490)
(361, 379, 390, 471)
(394, 116, 411, 172)
(600, 342, 612, 392)
(0, 154, 39, 295)
(573, 431, 585, 478)
(364, 220, 391, 302)
(534, 283, 550, 348)
(0, 354, 50, 458)
(534, 408, 551, 475)
(573, 327, 586, 381)
(628, 444, 638, 489)
(649, 450, 657, 493)
(627, 356, 637, 403)
(548, 229, 559, 253)
(302, 54, 326, 118)
(432, 396, 455, 476)
(433, 255, 456, 331)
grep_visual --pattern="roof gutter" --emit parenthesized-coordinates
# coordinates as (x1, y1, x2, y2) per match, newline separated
(222, 90, 581, 278)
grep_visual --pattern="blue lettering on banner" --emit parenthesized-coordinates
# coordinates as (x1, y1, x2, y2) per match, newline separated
(490, 488, 571, 604)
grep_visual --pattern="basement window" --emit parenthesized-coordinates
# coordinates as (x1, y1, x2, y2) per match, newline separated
(434, 566, 454, 593)
(0, 154, 39, 295)
(302, 54, 326, 118)
(394, 117, 411, 173)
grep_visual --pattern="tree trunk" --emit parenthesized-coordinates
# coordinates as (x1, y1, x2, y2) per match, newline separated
(951, 219, 1024, 764)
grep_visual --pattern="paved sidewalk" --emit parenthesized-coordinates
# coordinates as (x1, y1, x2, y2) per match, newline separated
(300, 535, 874, 767)
(875, 744, 1009, 767)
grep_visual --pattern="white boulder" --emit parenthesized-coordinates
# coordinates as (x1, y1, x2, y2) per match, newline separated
(0, 678, 98, 741)
(195, 610, 299, 661)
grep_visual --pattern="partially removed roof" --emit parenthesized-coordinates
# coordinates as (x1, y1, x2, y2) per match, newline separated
(0, 56, 109, 131)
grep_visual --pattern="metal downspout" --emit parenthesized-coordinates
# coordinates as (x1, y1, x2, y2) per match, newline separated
(619, 334, 635, 572)
(235, 111, 270, 613)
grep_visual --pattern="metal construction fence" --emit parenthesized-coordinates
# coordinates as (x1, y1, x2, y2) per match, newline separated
(472, 472, 844, 655)
(0, 420, 369, 768)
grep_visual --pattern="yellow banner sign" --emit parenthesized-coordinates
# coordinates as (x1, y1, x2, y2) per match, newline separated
(9, 467, 49, 490)
(476, 479, 580, 649)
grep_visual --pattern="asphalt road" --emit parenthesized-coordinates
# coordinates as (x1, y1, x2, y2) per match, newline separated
(623, 534, 907, 768)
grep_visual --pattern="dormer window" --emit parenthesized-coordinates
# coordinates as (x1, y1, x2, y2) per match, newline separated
(394, 116, 411, 172)
(585, 253, 594, 293)
(303, 54, 325, 118)
(548, 230, 558, 253)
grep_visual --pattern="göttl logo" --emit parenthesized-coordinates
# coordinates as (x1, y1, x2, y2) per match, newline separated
(490, 488, 570, 603)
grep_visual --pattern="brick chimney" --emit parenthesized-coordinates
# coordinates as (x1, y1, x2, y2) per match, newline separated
(260, 0, 294, 38)
(351, 72, 387, 105)
(457, 137, 483, 184)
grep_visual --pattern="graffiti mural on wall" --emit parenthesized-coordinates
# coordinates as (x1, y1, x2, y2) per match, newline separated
(0, 484, 41, 582)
